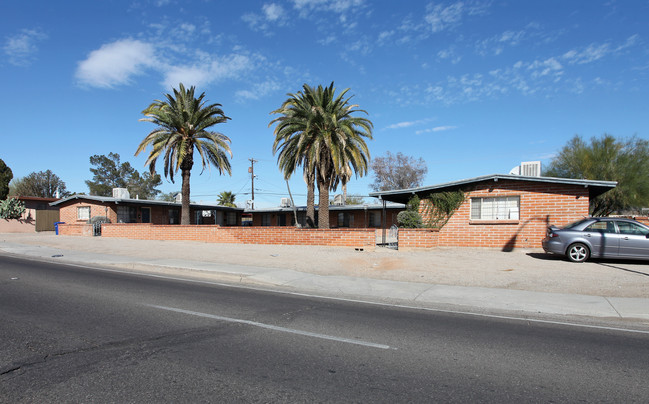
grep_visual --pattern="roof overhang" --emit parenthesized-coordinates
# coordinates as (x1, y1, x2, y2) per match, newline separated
(368, 174, 618, 204)
(49, 195, 242, 211)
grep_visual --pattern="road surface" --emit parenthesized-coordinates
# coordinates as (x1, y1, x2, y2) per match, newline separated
(1, 255, 648, 402)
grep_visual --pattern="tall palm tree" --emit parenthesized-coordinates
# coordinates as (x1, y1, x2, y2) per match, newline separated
(270, 83, 373, 228)
(136, 83, 232, 225)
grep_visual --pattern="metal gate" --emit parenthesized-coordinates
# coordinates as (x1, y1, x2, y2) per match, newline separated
(377, 224, 399, 250)
(35, 210, 60, 232)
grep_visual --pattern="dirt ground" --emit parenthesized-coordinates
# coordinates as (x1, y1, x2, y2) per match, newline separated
(2, 232, 649, 298)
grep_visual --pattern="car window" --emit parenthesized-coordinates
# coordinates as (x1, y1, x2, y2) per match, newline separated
(585, 221, 615, 233)
(616, 221, 649, 236)
(564, 218, 591, 229)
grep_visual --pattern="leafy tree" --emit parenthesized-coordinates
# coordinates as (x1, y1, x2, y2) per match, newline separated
(10, 170, 69, 198)
(270, 82, 373, 228)
(217, 191, 236, 207)
(544, 134, 649, 216)
(137, 83, 232, 225)
(158, 191, 180, 202)
(0, 159, 12, 200)
(370, 151, 428, 191)
(86, 152, 162, 199)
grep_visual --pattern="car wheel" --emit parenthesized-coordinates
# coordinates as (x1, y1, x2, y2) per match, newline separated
(567, 243, 589, 263)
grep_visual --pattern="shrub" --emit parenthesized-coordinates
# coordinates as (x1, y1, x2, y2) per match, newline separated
(0, 198, 26, 219)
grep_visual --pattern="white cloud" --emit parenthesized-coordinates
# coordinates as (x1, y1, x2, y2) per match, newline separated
(263, 3, 284, 21)
(162, 54, 253, 89)
(243, 3, 287, 32)
(385, 118, 435, 130)
(423, 1, 488, 33)
(235, 79, 281, 101)
(3, 28, 47, 66)
(75, 39, 157, 88)
(415, 125, 457, 134)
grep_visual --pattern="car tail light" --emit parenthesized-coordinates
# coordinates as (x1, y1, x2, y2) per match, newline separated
(548, 232, 560, 238)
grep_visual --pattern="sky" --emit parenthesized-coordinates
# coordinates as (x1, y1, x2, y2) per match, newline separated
(2, 0, 649, 208)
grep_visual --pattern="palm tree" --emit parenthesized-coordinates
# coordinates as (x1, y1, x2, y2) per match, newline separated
(136, 83, 232, 225)
(270, 83, 372, 228)
(217, 191, 236, 207)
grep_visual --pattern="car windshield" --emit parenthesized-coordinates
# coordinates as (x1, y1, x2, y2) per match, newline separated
(563, 218, 591, 229)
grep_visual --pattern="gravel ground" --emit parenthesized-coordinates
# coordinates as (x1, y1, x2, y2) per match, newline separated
(2, 232, 648, 298)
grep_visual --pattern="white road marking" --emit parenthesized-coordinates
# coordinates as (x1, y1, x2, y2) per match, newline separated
(146, 304, 393, 350)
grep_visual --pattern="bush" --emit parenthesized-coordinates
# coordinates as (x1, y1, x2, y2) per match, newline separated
(0, 198, 26, 219)
(397, 210, 423, 228)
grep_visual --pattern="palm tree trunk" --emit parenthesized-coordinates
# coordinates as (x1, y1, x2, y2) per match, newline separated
(304, 169, 315, 228)
(318, 179, 330, 229)
(181, 168, 191, 225)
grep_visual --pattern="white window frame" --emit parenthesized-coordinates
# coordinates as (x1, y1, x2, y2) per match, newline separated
(471, 196, 520, 220)
(77, 206, 90, 221)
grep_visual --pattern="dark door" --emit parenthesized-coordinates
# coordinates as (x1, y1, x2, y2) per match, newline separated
(141, 208, 151, 223)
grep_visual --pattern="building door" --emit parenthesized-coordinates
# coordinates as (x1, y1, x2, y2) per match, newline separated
(141, 208, 151, 223)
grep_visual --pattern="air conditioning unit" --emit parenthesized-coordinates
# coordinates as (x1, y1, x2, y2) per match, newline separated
(280, 197, 292, 207)
(332, 194, 344, 206)
(174, 193, 182, 203)
(509, 161, 541, 177)
(112, 188, 130, 199)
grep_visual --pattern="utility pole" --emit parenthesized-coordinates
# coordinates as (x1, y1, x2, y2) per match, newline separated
(248, 158, 257, 210)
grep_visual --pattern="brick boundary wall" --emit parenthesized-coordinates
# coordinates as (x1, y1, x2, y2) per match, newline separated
(98, 223, 376, 248)
(397, 228, 440, 250)
(58, 223, 93, 236)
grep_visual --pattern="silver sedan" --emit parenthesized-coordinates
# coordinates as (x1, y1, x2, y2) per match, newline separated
(542, 217, 649, 262)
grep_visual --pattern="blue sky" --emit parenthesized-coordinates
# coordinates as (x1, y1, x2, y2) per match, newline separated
(2, 0, 648, 208)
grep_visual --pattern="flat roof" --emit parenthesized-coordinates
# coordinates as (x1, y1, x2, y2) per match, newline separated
(246, 202, 405, 214)
(50, 195, 242, 211)
(368, 174, 618, 204)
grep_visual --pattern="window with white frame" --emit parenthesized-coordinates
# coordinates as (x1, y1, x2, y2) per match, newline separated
(470, 196, 520, 220)
(77, 206, 90, 221)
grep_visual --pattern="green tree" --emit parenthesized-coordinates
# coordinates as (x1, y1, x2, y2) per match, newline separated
(270, 82, 373, 228)
(157, 191, 180, 202)
(86, 152, 162, 199)
(217, 191, 236, 207)
(0, 159, 12, 200)
(544, 134, 649, 216)
(370, 151, 428, 191)
(0, 197, 25, 219)
(137, 83, 232, 225)
(10, 170, 69, 198)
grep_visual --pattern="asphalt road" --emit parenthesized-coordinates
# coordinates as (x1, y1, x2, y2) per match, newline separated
(1, 255, 648, 403)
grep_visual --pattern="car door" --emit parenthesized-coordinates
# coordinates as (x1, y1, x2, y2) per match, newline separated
(583, 220, 619, 258)
(615, 221, 649, 258)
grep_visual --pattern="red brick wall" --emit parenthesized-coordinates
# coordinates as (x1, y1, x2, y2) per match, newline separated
(398, 228, 440, 249)
(100, 224, 376, 248)
(420, 180, 590, 249)
(58, 200, 116, 224)
(58, 223, 93, 236)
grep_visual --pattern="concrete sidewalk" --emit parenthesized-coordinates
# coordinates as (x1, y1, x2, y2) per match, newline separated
(1, 234, 648, 324)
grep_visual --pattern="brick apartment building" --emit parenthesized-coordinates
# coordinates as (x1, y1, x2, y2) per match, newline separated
(370, 174, 617, 249)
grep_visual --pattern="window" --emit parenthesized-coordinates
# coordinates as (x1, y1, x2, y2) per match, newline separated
(337, 212, 354, 227)
(471, 196, 520, 220)
(616, 221, 649, 236)
(261, 214, 271, 226)
(585, 221, 615, 233)
(225, 212, 237, 226)
(277, 214, 287, 226)
(169, 209, 179, 224)
(368, 211, 381, 227)
(117, 206, 137, 223)
(77, 206, 90, 221)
